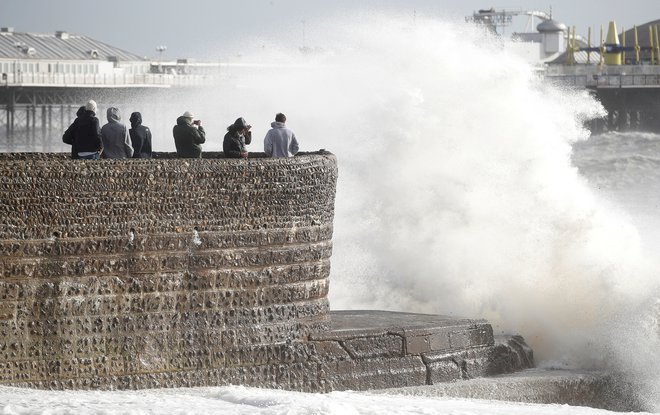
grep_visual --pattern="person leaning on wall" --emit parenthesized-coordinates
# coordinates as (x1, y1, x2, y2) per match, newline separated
(129, 112, 153, 159)
(72, 100, 103, 160)
(263, 112, 299, 157)
(223, 117, 252, 158)
(101, 107, 134, 159)
(173, 111, 206, 158)
(62, 105, 86, 159)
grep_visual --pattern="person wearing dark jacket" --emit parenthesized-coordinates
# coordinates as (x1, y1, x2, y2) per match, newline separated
(223, 117, 252, 158)
(129, 112, 153, 158)
(173, 111, 206, 158)
(62, 105, 86, 159)
(72, 100, 103, 160)
(101, 107, 133, 159)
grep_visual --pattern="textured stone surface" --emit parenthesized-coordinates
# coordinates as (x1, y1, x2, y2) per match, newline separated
(0, 153, 534, 392)
(311, 310, 534, 391)
(0, 152, 336, 390)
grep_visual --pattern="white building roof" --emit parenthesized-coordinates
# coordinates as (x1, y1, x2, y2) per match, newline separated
(0, 28, 145, 61)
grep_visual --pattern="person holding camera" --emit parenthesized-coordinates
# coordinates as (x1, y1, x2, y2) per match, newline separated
(223, 117, 252, 158)
(173, 110, 206, 158)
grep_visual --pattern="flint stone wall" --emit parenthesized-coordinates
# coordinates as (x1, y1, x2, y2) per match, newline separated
(0, 152, 337, 390)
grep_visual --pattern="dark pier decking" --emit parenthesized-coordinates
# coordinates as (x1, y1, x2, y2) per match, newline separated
(544, 64, 660, 133)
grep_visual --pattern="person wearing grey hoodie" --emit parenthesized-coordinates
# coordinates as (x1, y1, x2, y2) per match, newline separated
(101, 107, 134, 159)
(263, 113, 299, 157)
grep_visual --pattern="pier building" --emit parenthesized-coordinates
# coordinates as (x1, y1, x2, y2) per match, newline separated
(0, 27, 222, 151)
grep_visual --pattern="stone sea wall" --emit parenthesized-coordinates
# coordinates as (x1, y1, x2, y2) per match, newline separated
(0, 152, 534, 392)
(0, 152, 337, 390)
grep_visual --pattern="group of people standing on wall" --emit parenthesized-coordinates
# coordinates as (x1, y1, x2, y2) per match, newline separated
(63, 100, 299, 160)
(171, 110, 299, 159)
(62, 100, 152, 160)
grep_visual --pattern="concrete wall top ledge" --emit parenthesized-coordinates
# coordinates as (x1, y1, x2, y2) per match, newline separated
(0, 150, 338, 240)
(0, 150, 334, 161)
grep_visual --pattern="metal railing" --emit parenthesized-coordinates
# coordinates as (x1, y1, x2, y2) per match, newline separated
(0, 72, 212, 87)
(545, 72, 660, 89)
(593, 74, 660, 88)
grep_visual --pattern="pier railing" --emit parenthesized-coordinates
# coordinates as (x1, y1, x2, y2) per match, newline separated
(1, 72, 213, 88)
(544, 65, 660, 89)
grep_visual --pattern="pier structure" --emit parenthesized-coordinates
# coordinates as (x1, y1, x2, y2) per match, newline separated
(545, 64, 660, 132)
(0, 27, 225, 151)
(542, 20, 660, 132)
(466, 10, 660, 133)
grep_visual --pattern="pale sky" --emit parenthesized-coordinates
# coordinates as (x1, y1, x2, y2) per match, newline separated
(1, 0, 658, 60)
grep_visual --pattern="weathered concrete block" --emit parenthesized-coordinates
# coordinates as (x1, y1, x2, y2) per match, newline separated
(343, 334, 405, 359)
(406, 334, 432, 354)
(323, 356, 428, 390)
(449, 326, 494, 349)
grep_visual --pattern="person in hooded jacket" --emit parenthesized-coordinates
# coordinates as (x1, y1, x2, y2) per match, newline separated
(62, 105, 86, 159)
(72, 100, 103, 160)
(263, 113, 299, 158)
(223, 117, 252, 158)
(128, 112, 153, 159)
(101, 107, 134, 159)
(173, 111, 206, 158)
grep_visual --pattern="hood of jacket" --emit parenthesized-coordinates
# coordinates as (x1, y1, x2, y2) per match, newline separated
(106, 107, 122, 123)
(270, 121, 286, 129)
(78, 110, 97, 125)
(176, 115, 192, 126)
(130, 112, 142, 128)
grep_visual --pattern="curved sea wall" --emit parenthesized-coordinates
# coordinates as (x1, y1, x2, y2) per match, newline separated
(0, 152, 534, 392)
(0, 152, 337, 390)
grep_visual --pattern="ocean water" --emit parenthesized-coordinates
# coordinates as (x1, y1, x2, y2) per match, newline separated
(0, 382, 656, 415)
(4, 11, 660, 414)
(572, 131, 660, 250)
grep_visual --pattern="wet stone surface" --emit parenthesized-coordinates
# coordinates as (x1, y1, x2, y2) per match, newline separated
(312, 310, 534, 391)
(0, 153, 337, 390)
(0, 153, 533, 392)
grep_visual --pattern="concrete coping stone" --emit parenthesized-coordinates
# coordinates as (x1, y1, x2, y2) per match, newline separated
(310, 310, 490, 342)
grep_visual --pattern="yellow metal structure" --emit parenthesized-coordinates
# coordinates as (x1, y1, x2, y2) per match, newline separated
(604, 21, 622, 65)
(599, 25, 605, 66)
(622, 26, 626, 63)
(566, 26, 573, 64)
(655, 25, 660, 64)
(652, 25, 656, 65)
(634, 25, 640, 64)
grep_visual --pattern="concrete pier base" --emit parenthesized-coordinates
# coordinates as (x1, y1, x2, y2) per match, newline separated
(313, 311, 534, 391)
